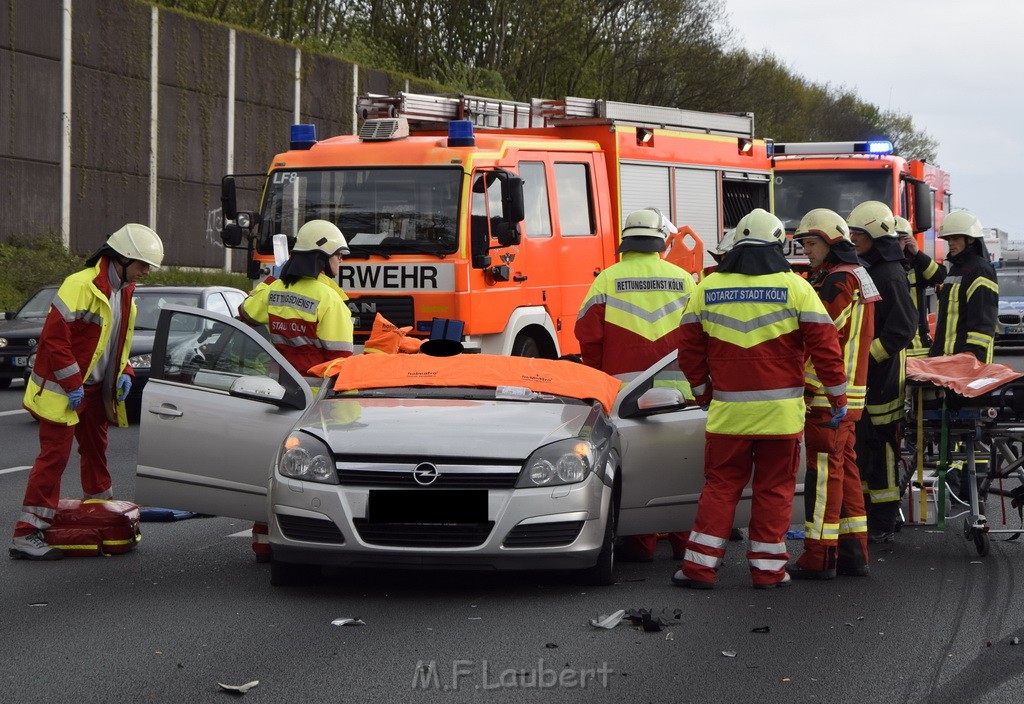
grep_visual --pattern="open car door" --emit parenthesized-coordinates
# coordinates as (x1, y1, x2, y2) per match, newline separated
(135, 304, 313, 522)
(612, 351, 709, 537)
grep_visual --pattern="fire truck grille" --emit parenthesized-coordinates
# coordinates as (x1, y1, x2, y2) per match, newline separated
(348, 295, 414, 332)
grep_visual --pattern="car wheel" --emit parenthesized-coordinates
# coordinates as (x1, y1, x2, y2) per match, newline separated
(269, 557, 320, 587)
(0, 378, 11, 389)
(579, 490, 618, 586)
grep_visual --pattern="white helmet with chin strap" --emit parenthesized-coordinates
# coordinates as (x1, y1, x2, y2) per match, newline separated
(106, 223, 165, 269)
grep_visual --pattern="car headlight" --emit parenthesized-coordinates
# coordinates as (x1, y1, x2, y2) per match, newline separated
(129, 352, 152, 370)
(516, 438, 594, 488)
(277, 432, 338, 484)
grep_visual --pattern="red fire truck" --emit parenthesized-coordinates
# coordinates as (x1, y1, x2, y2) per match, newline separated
(772, 140, 952, 264)
(220, 92, 772, 355)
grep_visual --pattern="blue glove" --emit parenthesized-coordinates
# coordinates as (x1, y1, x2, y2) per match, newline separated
(67, 386, 85, 411)
(116, 374, 132, 401)
(825, 404, 848, 429)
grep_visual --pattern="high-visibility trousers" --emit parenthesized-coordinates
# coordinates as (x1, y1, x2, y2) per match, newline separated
(856, 414, 902, 532)
(682, 435, 800, 587)
(799, 412, 869, 573)
(14, 384, 113, 538)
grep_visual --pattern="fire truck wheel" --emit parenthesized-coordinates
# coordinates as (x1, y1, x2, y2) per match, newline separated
(511, 333, 540, 358)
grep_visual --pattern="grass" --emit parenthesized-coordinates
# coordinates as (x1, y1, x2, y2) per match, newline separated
(0, 233, 250, 311)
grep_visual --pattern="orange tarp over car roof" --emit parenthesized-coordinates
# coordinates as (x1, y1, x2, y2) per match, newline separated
(308, 354, 622, 413)
(906, 353, 1024, 398)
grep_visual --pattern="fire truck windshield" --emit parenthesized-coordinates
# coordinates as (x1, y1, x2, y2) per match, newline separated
(257, 167, 462, 257)
(774, 170, 892, 231)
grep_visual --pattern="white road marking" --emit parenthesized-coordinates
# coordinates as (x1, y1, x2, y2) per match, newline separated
(0, 466, 31, 475)
(0, 409, 28, 417)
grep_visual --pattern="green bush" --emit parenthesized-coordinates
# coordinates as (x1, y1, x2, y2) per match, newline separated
(0, 233, 251, 311)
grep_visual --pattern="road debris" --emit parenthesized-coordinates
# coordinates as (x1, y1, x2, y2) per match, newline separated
(589, 610, 625, 629)
(721, 650, 737, 658)
(331, 617, 365, 626)
(217, 680, 259, 694)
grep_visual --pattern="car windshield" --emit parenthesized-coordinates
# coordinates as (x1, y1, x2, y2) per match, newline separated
(16, 287, 57, 319)
(133, 292, 202, 330)
(257, 167, 462, 258)
(774, 170, 892, 230)
(1000, 272, 1024, 298)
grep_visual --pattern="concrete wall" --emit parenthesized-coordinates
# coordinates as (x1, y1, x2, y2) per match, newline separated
(0, 0, 426, 269)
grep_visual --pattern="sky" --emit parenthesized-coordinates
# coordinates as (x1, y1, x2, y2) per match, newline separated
(720, 0, 1024, 242)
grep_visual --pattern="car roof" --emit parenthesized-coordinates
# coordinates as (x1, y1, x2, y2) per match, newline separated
(315, 353, 622, 413)
(133, 285, 245, 294)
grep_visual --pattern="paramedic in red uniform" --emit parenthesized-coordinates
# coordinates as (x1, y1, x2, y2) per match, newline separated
(787, 209, 876, 579)
(240, 219, 354, 371)
(673, 208, 847, 589)
(239, 219, 354, 561)
(847, 201, 917, 544)
(575, 208, 696, 561)
(10, 224, 164, 561)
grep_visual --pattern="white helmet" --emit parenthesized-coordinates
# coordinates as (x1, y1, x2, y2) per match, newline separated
(893, 216, 912, 237)
(733, 208, 785, 246)
(293, 220, 349, 256)
(107, 224, 164, 269)
(619, 208, 670, 253)
(938, 210, 984, 239)
(794, 208, 851, 245)
(847, 201, 897, 239)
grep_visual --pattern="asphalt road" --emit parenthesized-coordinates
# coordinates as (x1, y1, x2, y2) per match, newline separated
(3, 356, 1024, 704)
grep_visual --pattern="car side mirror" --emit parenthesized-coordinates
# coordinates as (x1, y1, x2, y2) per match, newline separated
(229, 375, 286, 404)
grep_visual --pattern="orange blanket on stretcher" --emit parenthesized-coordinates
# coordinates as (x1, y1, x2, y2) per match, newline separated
(906, 353, 1024, 398)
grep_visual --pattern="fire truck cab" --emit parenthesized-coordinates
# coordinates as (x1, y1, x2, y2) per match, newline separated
(772, 140, 952, 265)
(221, 92, 772, 356)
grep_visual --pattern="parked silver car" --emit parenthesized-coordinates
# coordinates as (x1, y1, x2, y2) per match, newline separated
(136, 305, 797, 586)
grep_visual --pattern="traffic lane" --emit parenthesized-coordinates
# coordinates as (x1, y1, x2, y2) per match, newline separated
(2, 512, 1023, 703)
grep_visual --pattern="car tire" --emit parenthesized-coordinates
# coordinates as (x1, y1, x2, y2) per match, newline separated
(269, 557, 320, 587)
(579, 490, 618, 586)
(0, 378, 11, 390)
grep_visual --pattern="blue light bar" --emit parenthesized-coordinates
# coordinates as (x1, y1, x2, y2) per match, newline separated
(866, 140, 893, 154)
(290, 124, 317, 150)
(448, 120, 475, 147)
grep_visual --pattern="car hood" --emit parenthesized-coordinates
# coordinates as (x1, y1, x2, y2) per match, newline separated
(0, 318, 45, 339)
(299, 397, 596, 461)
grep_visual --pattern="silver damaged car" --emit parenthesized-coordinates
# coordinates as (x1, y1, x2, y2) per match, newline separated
(136, 305, 781, 587)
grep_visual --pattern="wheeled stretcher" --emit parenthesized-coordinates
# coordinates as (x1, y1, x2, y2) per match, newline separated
(905, 354, 1024, 556)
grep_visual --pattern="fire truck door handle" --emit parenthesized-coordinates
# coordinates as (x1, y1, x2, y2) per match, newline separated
(593, 268, 601, 277)
(513, 275, 528, 282)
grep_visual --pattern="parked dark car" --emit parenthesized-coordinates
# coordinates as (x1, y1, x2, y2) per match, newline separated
(0, 285, 58, 389)
(125, 286, 247, 421)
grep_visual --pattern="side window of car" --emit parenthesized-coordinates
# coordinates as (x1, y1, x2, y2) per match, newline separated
(160, 312, 279, 390)
(204, 293, 230, 317)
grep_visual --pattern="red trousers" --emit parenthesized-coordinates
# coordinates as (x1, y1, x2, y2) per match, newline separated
(620, 532, 689, 561)
(14, 384, 113, 537)
(681, 435, 800, 587)
(798, 412, 869, 572)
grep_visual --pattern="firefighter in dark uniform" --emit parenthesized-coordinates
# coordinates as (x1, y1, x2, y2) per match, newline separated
(896, 216, 946, 358)
(929, 210, 998, 362)
(847, 201, 917, 544)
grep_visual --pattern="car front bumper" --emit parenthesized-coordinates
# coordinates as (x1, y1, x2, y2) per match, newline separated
(267, 472, 611, 571)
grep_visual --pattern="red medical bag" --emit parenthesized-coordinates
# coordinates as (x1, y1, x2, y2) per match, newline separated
(43, 499, 142, 556)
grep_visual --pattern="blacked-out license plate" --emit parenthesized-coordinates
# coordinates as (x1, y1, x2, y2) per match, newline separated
(368, 489, 487, 523)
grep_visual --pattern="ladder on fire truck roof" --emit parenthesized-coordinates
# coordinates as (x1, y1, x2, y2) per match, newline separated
(357, 92, 755, 138)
